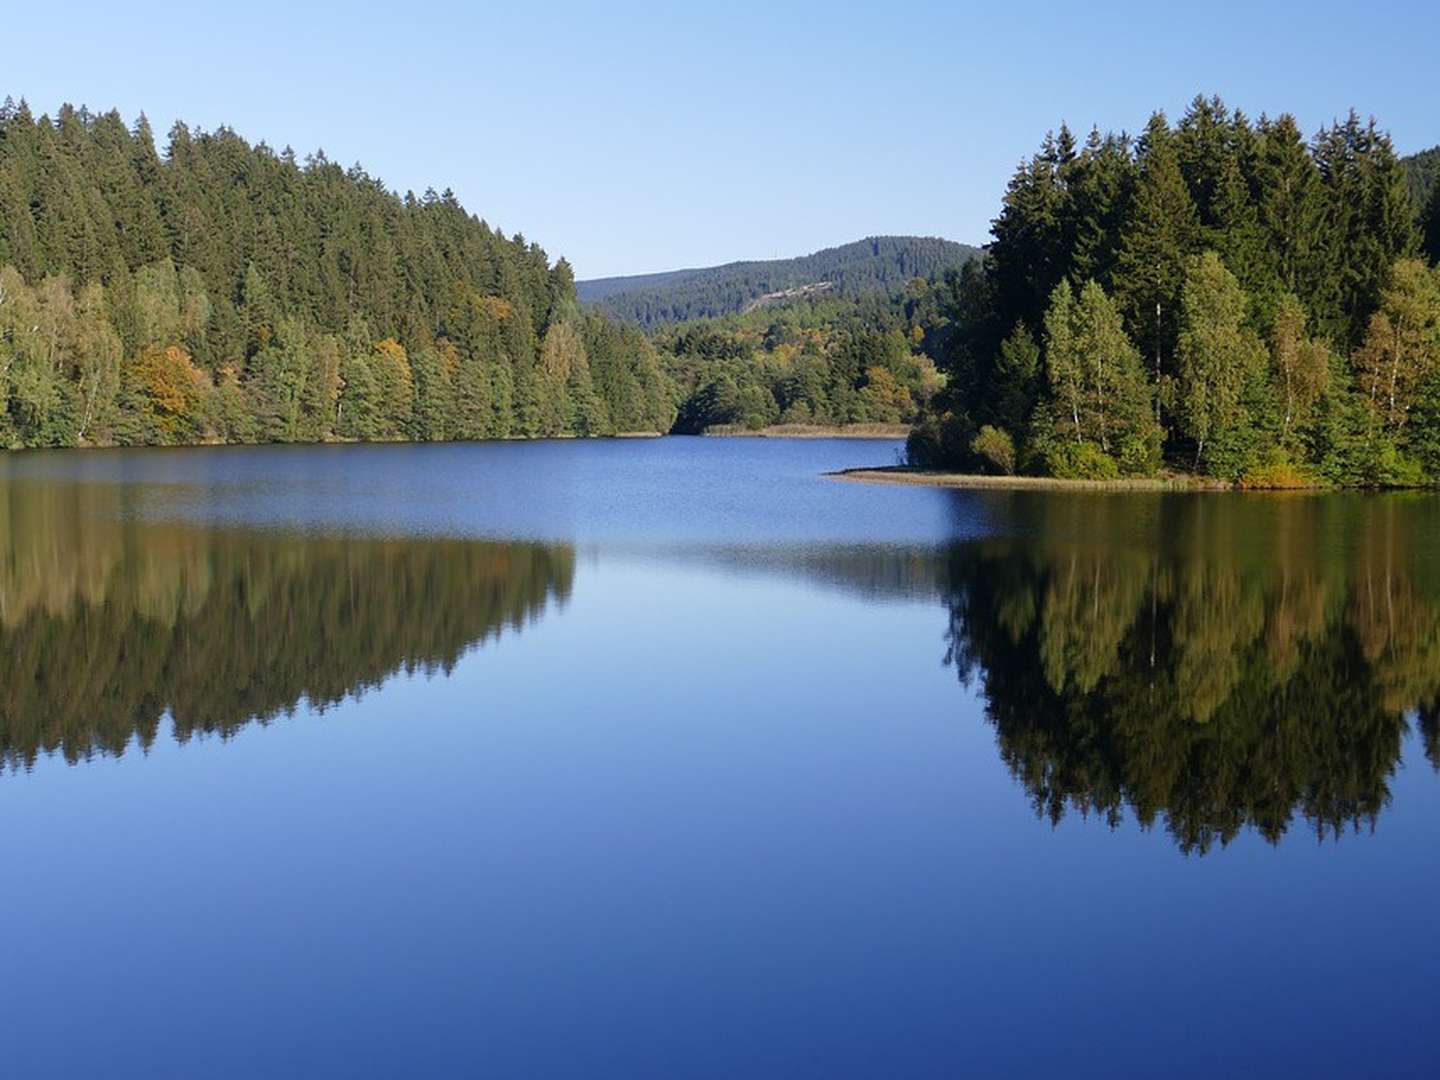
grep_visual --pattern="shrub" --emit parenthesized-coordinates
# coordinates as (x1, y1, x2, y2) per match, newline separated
(1045, 441, 1120, 481)
(1238, 448, 1320, 489)
(1362, 438, 1428, 488)
(778, 400, 813, 425)
(906, 409, 975, 469)
(735, 384, 779, 430)
(971, 425, 1016, 475)
(1117, 427, 1162, 477)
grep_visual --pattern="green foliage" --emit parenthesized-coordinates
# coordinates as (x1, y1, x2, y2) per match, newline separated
(663, 291, 942, 433)
(1175, 251, 1266, 470)
(908, 96, 1438, 487)
(1238, 447, 1318, 489)
(0, 97, 673, 448)
(1113, 112, 1201, 377)
(1040, 278, 1155, 469)
(1425, 180, 1440, 267)
(1403, 146, 1440, 224)
(906, 408, 976, 469)
(1045, 440, 1120, 480)
(971, 425, 1016, 474)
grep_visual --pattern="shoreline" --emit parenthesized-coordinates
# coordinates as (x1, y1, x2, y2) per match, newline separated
(829, 467, 1234, 492)
(703, 423, 910, 440)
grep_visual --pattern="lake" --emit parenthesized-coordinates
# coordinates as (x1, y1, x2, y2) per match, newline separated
(2, 437, 1438, 1079)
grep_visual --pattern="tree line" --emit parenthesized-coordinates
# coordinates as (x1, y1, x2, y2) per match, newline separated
(0, 99, 676, 448)
(908, 96, 1440, 485)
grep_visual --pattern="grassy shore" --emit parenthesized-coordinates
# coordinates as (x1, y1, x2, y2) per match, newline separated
(703, 423, 911, 439)
(829, 466, 1235, 492)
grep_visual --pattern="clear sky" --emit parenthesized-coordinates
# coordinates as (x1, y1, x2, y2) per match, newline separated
(7, 1, 1436, 278)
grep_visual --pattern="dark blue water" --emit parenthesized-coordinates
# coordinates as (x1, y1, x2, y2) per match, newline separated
(2, 438, 1437, 1078)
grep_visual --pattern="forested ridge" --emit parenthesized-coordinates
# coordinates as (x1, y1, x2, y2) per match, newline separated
(0, 98, 676, 449)
(1405, 145, 1440, 215)
(906, 96, 1440, 486)
(577, 236, 979, 328)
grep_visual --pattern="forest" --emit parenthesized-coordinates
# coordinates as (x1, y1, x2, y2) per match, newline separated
(576, 235, 978, 328)
(0, 98, 676, 449)
(4, 94, 1439, 471)
(660, 286, 947, 431)
(907, 97, 1440, 486)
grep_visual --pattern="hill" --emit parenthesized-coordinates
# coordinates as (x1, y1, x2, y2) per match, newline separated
(1404, 145, 1440, 217)
(577, 236, 981, 328)
(0, 98, 676, 448)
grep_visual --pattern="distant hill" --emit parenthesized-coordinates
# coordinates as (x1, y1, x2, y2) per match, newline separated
(1403, 145, 1440, 216)
(578, 236, 981, 328)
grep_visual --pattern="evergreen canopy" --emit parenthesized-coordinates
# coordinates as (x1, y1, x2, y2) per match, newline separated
(0, 98, 677, 447)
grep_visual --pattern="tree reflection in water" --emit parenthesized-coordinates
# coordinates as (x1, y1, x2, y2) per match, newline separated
(939, 492, 1440, 854)
(0, 480, 573, 770)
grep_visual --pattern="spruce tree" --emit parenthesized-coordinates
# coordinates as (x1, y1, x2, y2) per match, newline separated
(1113, 112, 1201, 412)
(1254, 115, 1326, 321)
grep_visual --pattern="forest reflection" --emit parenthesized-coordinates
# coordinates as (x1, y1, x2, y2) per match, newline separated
(0, 480, 573, 770)
(5, 474, 1438, 857)
(940, 492, 1440, 854)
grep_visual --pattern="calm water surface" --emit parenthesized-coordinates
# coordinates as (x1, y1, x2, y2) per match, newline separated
(2, 438, 1438, 1078)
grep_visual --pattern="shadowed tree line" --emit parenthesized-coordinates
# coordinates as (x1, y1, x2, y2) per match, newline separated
(0, 481, 573, 769)
(938, 492, 1440, 853)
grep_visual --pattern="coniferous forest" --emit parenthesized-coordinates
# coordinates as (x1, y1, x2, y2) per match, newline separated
(908, 97, 1440, 486)
(576, 236, 979, 328)
(0, 99, 676, 448)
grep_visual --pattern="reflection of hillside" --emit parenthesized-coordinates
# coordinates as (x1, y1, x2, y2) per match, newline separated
(0, 482, 573, 770)
(940, 494, 1440, 854)
(649, 543, 946, 603)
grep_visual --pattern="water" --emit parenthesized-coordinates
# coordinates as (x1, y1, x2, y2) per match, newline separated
(2, 438, 1437, 1078)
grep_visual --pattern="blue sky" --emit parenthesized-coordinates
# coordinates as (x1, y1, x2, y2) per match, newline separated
(8, 1, 1437, 278)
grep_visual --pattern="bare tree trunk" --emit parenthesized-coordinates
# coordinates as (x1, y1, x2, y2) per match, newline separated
(1154, 300, 1162, 425)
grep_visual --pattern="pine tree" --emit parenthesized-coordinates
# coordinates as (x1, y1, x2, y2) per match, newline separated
(989, 136, 1067, 338)
(1175, 94, 1233, 226)
(1063, 129, 1135, 288)
(1113, 112, 1201, 411)
(1254, 115, 1326, 321)
(336, 349, 380, 440)
(1208, 154, 1269, 303)
(1313, 113, 1419, 346)
(410, 345, 453, 441)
